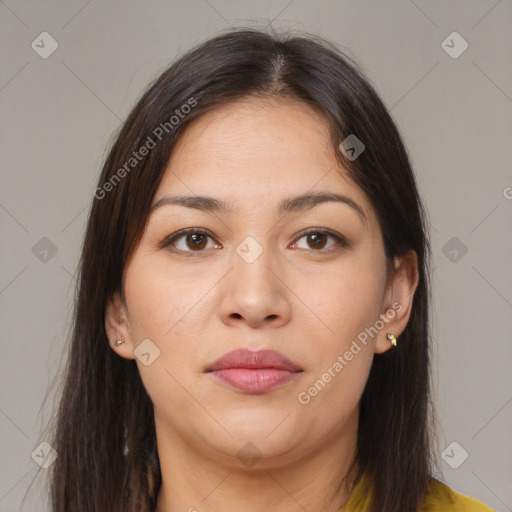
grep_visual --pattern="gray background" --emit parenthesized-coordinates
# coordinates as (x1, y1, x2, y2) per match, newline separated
(1, 1, 511, 511)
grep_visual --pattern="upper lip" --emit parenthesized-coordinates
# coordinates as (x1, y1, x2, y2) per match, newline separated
(206, 349, 303, 372)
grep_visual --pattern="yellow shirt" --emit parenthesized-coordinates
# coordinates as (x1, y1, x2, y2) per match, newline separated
(339, 473, 494, 511)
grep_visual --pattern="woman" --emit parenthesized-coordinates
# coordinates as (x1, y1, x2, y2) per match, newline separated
(44, 28, 493, 511)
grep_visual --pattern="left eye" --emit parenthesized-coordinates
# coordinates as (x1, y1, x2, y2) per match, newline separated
(292, 230, 346, 252)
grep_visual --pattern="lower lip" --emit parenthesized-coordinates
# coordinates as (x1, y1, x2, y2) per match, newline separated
(210, 368, 301, 393)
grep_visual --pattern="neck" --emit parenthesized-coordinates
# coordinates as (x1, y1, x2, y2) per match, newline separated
(153, 409, 359, 512)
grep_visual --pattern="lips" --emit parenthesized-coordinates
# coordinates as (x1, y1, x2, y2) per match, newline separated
(206, 348, 303, 393)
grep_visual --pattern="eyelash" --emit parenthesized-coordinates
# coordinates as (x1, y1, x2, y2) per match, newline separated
(158, 227, 349, 255)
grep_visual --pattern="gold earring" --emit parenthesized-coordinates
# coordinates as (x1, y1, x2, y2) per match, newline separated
(386, 333, 397, 347)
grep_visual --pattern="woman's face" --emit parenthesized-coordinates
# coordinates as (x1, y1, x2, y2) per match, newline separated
(107, 97, 416, 468)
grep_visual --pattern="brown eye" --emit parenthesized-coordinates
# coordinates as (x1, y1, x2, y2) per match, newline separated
(161, 228, 218, 253)
(306, 232, 328, 250)
(292, 229, 347, 252)
(184, 233, 208, 251)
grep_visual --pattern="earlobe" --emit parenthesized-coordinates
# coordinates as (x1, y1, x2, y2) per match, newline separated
(105, 292, 134, 358)
(374, 251, 419, 354)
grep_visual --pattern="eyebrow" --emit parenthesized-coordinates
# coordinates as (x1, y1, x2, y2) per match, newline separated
(150, 191, 367, 222)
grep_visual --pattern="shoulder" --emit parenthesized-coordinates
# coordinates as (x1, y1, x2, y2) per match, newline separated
(421, 478, 494, 511)
(339, 474, 494, 512)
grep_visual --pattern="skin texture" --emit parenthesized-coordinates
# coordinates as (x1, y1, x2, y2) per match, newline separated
(105, 97, 419, 512)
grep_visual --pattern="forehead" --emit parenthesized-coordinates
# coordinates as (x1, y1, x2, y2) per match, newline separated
(169, 97, 335, 174)
(155, 97, 374, 223)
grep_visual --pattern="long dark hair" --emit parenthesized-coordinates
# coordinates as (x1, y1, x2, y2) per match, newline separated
(35, 27, 438, 512)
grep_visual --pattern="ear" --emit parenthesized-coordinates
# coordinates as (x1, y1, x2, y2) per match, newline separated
(105, 291, 135, 359)
(374, 250, 420, 354)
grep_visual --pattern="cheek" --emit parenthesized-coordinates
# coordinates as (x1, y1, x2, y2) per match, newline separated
(123, 256, 191, 339)
(308, 255, 387, 350)
(123, 256, 211, 380)
(294, 266, 382, 422)
(123, 260, 201, 410)
(296, 247, 386, 416)
(295, 348, 373, 440)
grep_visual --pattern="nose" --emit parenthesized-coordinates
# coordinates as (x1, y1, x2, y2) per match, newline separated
(218, 241, 292, 329)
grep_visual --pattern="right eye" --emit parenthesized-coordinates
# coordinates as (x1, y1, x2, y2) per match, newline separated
(159, 228, 221, 254)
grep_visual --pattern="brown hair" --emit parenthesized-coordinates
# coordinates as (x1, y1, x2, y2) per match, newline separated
(33, 27, 438, 512)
